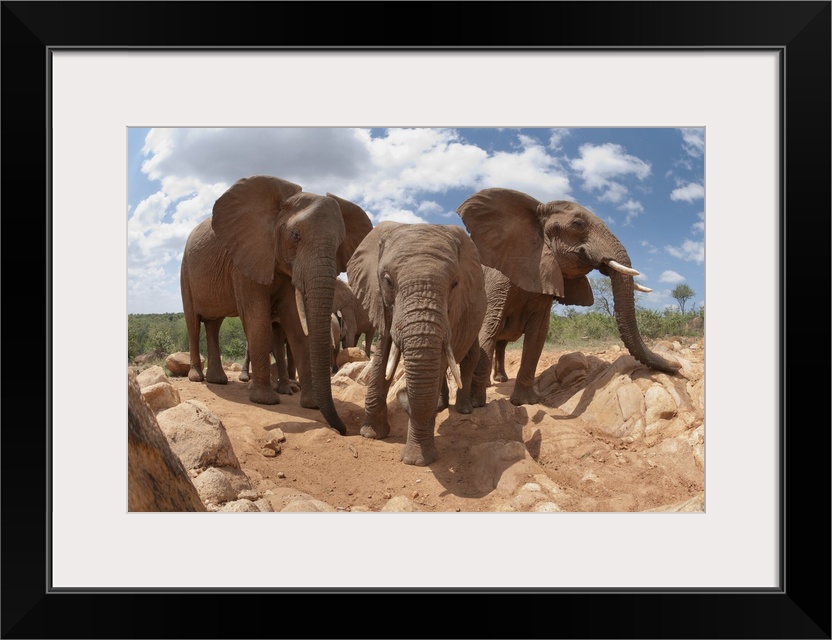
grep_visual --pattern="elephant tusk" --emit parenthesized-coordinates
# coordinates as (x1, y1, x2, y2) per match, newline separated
(446, 344, 463, 390)
(634, 283, 652, 293)
(295, 288, 309, 336)
(385, 340, 401, 381)
(607, 259, 641, 277)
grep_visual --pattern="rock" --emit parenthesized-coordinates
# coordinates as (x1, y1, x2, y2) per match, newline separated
(136, 365, 168, 388)
(156, 400, 241, 470)
(336, 347, 369, 368)
(127, 371, 205, 512)
(281, 499, 337, 512)
(218, 499, 261, 512)
(140, 381, 181, 413)
(381, 496, 423, 512)
(192, 467, 237, 506)
(165, 352, 202, 376)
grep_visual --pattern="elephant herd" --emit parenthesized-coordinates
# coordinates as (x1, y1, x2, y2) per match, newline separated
(179, 175, 681, 466)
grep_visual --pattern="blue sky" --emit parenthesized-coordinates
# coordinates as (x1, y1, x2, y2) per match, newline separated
(127, 127, 704, 315)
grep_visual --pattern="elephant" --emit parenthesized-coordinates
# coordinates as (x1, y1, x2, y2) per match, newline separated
(180, 175, 372, 435)
(330, 311, 345, 373)
(333, 278, 377, 359)
(456, 187, 681, 407)
(346, 221, 487, 466)
(239, 318, 298, 395)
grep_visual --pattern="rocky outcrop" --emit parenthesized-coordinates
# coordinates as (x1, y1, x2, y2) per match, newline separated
(127, 371, 205, 512)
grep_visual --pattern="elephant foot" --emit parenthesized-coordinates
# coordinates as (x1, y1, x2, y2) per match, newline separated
(206, 371, 228, 385)
(436, 395, 449, 413)
(401, 441, 437, 466)
(188, 368, 204, 382)
(493, 373, 508, 383)
(274, 380, 295, 395)
(470, 385, 487, 408)
(510, 384, 540, 406)
(238, 371, 250, 382)
(249, 385, 280, 405)
(455, 395, 473, 415)
(299, 390, 319, 410)
(361, 421, 390, 439)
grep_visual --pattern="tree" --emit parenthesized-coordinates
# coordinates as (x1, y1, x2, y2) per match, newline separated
(671, 283, 696, 314)
(588, 276, 614, 317)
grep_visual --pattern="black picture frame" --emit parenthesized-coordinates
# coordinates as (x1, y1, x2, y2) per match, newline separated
(3, 2, 829, 638)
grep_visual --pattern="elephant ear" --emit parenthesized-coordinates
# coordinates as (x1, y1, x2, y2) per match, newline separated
(327, 193, 374, 273)
(562, 276, 593, 306)
(446, 225, 486, 331)
(332, 278, 354, 313)
(212, 176, 303, 285)
(346, 221, 400, 332)
(457, 187, 565, 297)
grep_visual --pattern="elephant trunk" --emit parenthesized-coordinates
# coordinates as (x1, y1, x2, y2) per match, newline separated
(302, 260, 347, 434)
(401, 335, 444, 445)
(396, 292, 449, 448)
(610, 267, 682, 375)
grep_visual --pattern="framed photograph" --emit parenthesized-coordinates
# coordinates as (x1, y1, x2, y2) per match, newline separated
(4, 1, 829, 638)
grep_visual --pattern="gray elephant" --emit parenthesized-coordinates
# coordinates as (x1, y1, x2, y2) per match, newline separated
(457, 187, 681, 407)
(333, 278, 377, 359)
(180, 175, 372, 434)
(346, 222, 486, 466)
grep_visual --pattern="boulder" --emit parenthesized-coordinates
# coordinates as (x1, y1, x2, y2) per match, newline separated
(127, 371, 206, 512)
(165, 352, 202, 376)
(155, 400, 241, 471)
(140, 381, 181, 414)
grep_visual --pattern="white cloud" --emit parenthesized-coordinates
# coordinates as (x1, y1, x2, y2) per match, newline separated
(476, 136, 571, 202)
(641, 239, 659, 254)
(570, 143, 651, 203)
(681, 128, 704, 157)
(670, 181, 704, 202)
(548, 128, 570, 150)
(659, 270, 686, 284)
(618, 199, 644, 225)
(665, 240, 705, 263)
(692, 211, 705, 234)
(141, 128, 372, 191)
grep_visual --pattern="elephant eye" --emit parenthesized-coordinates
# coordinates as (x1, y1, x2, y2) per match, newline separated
(571, 218, 587, 231)
(451, 280, 459, 289)
(290, 230, 301, 244)
(383, 273, 394, 288)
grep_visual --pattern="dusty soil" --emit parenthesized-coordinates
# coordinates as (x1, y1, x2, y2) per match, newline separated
(165, 339, 705, 513)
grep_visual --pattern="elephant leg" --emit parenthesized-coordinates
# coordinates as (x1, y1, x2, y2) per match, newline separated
(364, 331, 375, 359)
(470, 330, 496, 408)
(454, 340, 480, 414)
(239, 307, 279, 405)
(279, 308, 317, 410)
(271, 324, 294, 395)
(361, 333, 393, 440)
(493, 340, 509, 382)
(238, 343, 251, 382)
(203, 319, 228, 384)
(436, 376, 450, 412)
(185, 315, 205, 382)
(285, 340, 297, 382)
(510, 311, 549, 406)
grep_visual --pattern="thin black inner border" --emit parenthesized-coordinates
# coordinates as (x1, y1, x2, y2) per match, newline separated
(47, 45, 778, 594)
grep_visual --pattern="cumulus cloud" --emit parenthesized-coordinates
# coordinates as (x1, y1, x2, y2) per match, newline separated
(548, 128, 570, 150)
(671, 181, 704, 202)
(570, 143, 651, 203)
(692, 211, 705, 233)
(665, 240, 704, 264)
(659, 270, 686, 284)
(681, 128, 704, 157)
